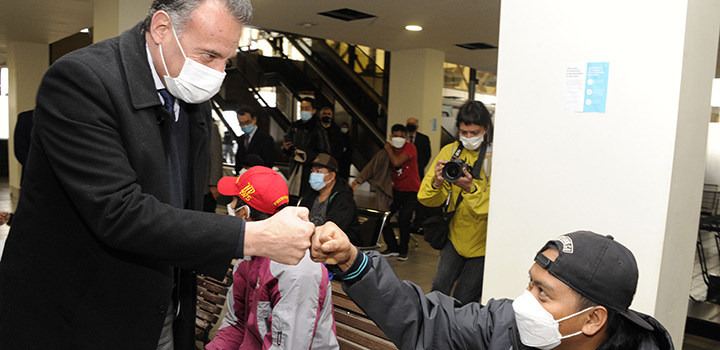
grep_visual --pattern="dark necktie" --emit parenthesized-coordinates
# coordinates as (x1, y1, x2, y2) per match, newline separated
(245, 135, 250, 149)
(158, 89, 175, 114)
(410, 135, 415, 144)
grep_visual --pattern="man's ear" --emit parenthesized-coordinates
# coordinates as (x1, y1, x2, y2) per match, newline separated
(148, 11, 172, 45)
(582, 306, 608, 336)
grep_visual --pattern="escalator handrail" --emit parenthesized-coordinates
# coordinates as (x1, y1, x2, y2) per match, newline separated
(311, 39, 388, 110)
(231, 50, 295, 128)
(283, 35, 386, 146)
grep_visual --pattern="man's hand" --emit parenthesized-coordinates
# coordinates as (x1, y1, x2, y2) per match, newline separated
(209, 186, 219, 200)
(311, 222, 357, 271)
(384, 142, 393, 153)
(350, 180, 359, 193)
(454, 166, 475, 193)
(244, 207, 315, 265)
(433, 160, 448, 188)
(283, 141, 294, 150)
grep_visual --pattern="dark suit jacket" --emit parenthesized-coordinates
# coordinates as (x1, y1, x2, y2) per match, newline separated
(412, 131, 431, 178)
(234, 127, 275, 173)
(0, 23, 242, 350)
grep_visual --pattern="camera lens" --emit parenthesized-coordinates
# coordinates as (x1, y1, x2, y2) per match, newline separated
(442, 162, 462, 182)
(445, 164, 460, 178)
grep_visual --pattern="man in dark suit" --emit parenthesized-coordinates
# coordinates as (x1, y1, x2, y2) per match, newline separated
(407, 117, 434, 234)
(407, 118, 431, 178)
(0, 1, 314, 349)
(234, 106, 276, 174)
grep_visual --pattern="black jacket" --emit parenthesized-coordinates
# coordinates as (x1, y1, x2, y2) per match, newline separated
(284, 116, 330, 194)
(411, 131, 431, 178)
(0, 23, 242, 350)
(300, 178, 361, 245)
(234, 127, 276, 172)
(323, 122, 345, 164)
(345, 252, 675, 350)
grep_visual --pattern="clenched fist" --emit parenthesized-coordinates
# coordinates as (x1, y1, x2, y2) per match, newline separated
(310, 221, 357, 271)
(244, 206, 315, 265)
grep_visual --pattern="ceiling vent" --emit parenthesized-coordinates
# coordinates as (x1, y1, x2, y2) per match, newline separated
(456, 42, 497, 50)
(318, 8, 376, 21)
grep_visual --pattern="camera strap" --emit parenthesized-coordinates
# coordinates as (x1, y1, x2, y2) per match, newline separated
(471, 142, 489, 180)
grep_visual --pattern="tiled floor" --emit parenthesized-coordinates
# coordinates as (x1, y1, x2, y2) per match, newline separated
(2, 176, 720, 349)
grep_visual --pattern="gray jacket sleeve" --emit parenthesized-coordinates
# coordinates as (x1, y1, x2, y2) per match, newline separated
(343, 252, 520, 350)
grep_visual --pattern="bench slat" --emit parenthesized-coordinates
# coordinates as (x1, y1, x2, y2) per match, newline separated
(336, 323, 397, 350)
(334, 310, 390, 341)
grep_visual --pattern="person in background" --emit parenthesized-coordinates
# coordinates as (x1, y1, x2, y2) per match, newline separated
(207, 166, 339, 350)
(338, 122, 352, 179)
(406, 118, 431, 179)
(406, 117, 433, 234)
(283, 97, 330, 197)
(234, 105, 275, 173)
(222, 129, 236, 163)
(310, 227, 674, 350)
(301, 154, 361, 246)
(319, 107, 345, 178)
(0, 1, 314, 349)
(353, 124, 420, 261)
(418, 100, 492, 305)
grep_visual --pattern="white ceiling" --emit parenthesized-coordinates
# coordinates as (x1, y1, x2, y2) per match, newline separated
(0, 0, 501, 72)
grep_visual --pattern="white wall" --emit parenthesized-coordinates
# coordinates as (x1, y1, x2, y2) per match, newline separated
(485, 0, 720, 347)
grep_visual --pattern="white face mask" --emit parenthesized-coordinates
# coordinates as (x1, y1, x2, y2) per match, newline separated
(460, 134, 484, 151)
(390, 137, 406, 149)
(159, 24, 226, 104)
(512, 290, 593, 350)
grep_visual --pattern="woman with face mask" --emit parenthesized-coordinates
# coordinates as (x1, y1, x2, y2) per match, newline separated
(417, 100, 494, 306)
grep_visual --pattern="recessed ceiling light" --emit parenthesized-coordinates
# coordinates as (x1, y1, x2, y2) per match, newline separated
(80, 28, 90, 34)
(296, 22, 317, 29)
(405, 25, 422, 32)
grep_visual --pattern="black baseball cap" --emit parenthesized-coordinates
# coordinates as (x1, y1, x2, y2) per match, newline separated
(534, 231, 654, 331)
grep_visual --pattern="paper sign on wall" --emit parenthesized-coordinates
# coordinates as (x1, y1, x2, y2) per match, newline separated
(563, 62, 610, 113)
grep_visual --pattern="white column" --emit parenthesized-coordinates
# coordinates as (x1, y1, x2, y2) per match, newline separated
(93, 0, 150, 42)
(484, 0, 720, 347)
(6, 41, 48, 208)
(387, 48, 445, 163)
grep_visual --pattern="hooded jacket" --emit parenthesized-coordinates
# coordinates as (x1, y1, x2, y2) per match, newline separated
(340, 251, 674, 350)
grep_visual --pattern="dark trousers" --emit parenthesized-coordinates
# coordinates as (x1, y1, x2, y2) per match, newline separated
(431, 240, 485, 305)
(383, 189, 418, 255)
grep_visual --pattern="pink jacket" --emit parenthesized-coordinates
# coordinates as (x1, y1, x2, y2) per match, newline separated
(206, 252, 338, 350)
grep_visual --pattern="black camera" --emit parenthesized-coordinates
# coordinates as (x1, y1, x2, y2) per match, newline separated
(442, 159, 472, 182)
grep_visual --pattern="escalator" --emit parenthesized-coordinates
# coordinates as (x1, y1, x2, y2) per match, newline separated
(216, 32, 391, 172)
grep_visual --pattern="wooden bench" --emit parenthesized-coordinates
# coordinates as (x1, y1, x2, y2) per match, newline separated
(331, 281, 398, 350)
(195, 262, 236, 345)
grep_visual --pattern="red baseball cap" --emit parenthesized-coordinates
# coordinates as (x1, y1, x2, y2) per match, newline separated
(217, 166, 289, 215)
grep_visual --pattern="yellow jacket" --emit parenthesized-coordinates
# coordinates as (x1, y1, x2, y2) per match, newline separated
(418, 141, 491, 258)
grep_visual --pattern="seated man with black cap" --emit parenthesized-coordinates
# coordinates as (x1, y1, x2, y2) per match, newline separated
(299, 153, 361, 246)
(310, 228, 674, 350)
(208, 166, 338, 350)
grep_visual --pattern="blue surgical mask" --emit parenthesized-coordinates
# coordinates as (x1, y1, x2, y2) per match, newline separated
(300, 111, 313, 121)
(241, 124, 255, 135)
(309, 172, 329, 191)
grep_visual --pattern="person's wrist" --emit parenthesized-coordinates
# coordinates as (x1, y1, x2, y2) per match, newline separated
(338, 247, 358, 271)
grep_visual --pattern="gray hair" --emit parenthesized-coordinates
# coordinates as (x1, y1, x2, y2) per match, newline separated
(142, 0, 252, 34)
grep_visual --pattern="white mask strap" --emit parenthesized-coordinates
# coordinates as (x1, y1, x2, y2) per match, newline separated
(556, 306, 594, 323)
(158, 19, 186, 79)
